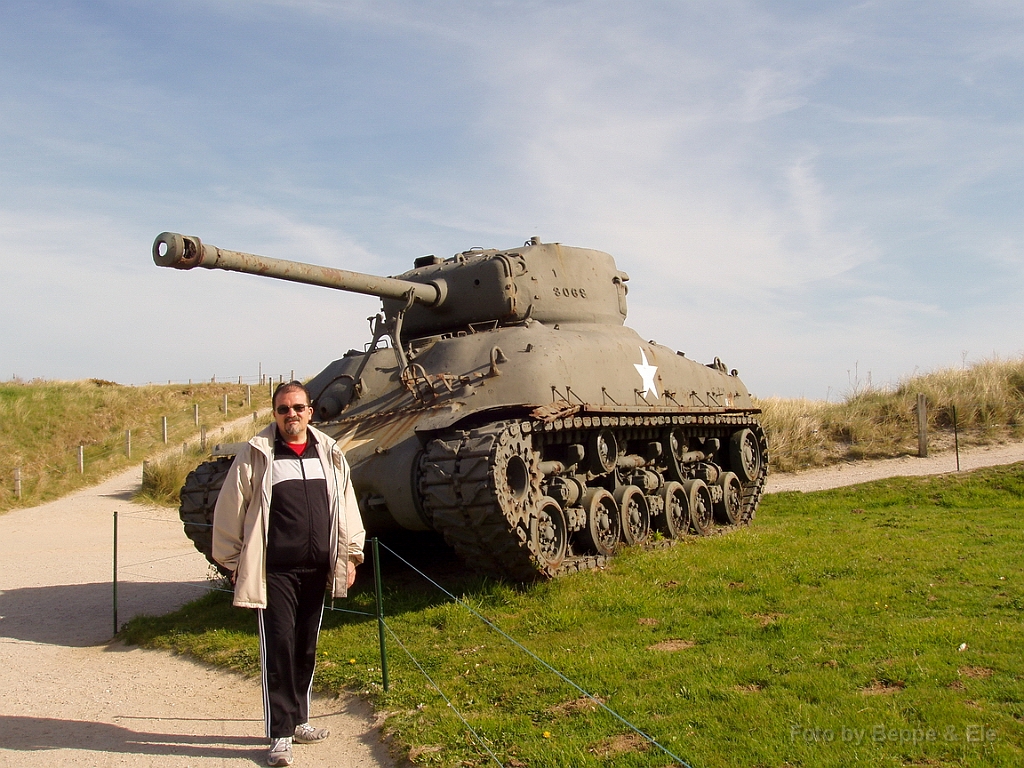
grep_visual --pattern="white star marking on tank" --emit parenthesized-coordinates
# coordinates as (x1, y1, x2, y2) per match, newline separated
(634, 348, 659, 399)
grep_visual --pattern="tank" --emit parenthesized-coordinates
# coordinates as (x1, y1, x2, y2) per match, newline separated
(153, 231, 769, 581)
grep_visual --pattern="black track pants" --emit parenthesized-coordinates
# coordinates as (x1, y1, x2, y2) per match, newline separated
(257, 568, 328, 738)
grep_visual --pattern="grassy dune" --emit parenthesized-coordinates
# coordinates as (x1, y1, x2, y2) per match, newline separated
(0, 379, 267, 513)
(757, 357, 1024, 472)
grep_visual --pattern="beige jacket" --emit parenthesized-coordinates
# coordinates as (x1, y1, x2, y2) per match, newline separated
(212, 423, 366, 609)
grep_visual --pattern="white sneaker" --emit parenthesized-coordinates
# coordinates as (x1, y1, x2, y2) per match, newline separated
(294, 722, 330, 744)
(267, 737, 293, 766)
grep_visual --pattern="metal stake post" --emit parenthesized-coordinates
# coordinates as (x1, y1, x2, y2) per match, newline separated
(373, 538, 390, 692)
(916, 393, 928, 458)
(113, 510, 119, 635)
(953, 405, 961, 472)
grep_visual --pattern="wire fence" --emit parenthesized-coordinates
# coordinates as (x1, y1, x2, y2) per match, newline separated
(2, 379, 285, 508)
(112, 511, 693, 768)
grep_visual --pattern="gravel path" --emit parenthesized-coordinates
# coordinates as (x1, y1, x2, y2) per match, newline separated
(765, 440, 1024, 494)
(2, 438, 1022, 766)
(0, 465, 397, 768)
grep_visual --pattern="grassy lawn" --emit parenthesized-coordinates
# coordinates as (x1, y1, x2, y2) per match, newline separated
(124, 464, 1024, 767)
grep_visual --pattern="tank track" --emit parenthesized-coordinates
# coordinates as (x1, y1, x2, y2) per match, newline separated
(419, 413, 768, 581)
(177, 415, 768, 583)
(179, 455, 233, 576)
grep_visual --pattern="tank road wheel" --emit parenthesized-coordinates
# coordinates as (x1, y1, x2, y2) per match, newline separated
(684, 479, 714, 536)
(656, 481, 690, 539)
(730, 428, 764, 484)
(714, 471, 743, 525)
(179, 456, 234, 576)
(578, 488, 621, 556)
(614, 485, 651, 546)
(588, 429, 619, 474)
(531, 497, 569, 575)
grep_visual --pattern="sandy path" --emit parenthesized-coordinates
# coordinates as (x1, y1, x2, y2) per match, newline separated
(0, 465, 397, 767)
(765, 440, 1024, 494)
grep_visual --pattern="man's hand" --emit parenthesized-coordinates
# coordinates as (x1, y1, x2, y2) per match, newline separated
(229, 570, 237, 586)
(346, 559, 357, 588)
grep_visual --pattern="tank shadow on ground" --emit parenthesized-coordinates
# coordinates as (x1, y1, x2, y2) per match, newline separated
(0, 580, 211, 646)
(0, 715, 265, 761)
(366, 532, 496, 591)
(319, 532, 509, 628)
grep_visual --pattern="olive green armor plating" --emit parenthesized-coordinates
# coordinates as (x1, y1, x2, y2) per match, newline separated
(154, 232, 769, 580)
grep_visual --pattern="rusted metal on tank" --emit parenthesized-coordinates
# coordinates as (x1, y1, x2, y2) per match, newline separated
(340, 408, 438, 456)
(153, 232, 442, 305)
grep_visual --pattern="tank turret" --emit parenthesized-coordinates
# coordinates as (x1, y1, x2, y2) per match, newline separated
(156, 232, 768, 581)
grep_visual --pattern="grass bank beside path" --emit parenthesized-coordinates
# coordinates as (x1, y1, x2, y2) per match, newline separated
(758, 356, 1024, 472)
(0, 379, 269, 513)
(124, 463, 1024, 768)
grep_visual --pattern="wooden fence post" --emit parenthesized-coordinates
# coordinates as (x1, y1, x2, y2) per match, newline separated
(78, 445, 85, 473)
(223, 394, 228, 414)
(14, 467, 21, 500)
(194, 403, 200, 427)
(162, 415, 168, 444)
(125, 430, 131, 459)
(917, 393, 928, 458)
(247, 385, 252, 408)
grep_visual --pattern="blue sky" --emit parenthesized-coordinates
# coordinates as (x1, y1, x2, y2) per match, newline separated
(1, 0, 1021, 399)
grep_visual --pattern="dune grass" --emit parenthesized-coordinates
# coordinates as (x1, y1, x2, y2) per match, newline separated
(123, 463, 1024, 767)
(757, 356, 1024, 472)
(0, 379, 266, 513)
(136, 423, 261, 507)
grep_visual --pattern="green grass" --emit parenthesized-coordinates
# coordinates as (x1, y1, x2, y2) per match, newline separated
(123, 463, 1024, 767)
(0, 379, 266, 512)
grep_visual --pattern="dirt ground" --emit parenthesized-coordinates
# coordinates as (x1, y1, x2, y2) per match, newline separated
(2, 439, 1023, 766)
(0, 464, 398, 768)
(764, 440, 1024, 493)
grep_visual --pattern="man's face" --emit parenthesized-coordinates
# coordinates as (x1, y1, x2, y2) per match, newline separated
(274, 388, 312, 442)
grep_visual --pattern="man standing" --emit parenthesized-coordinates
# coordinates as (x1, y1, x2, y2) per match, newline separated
(213, 381, 366, 767)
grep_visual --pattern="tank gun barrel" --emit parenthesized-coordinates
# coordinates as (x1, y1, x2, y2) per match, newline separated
(152, 232, 442, 306)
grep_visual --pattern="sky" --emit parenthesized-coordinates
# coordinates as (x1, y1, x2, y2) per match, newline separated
(1, 0, 1022, 399)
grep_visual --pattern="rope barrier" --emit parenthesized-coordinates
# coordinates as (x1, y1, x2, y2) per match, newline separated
(381, 620, 504, 767)
(114, 513, 692, 766)
(377, 540, 693, 767)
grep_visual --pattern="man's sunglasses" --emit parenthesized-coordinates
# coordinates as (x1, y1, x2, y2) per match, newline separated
(276, 404, 311, 415)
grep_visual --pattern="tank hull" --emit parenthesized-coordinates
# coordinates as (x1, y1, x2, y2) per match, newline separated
(315, 321, 757, 538)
